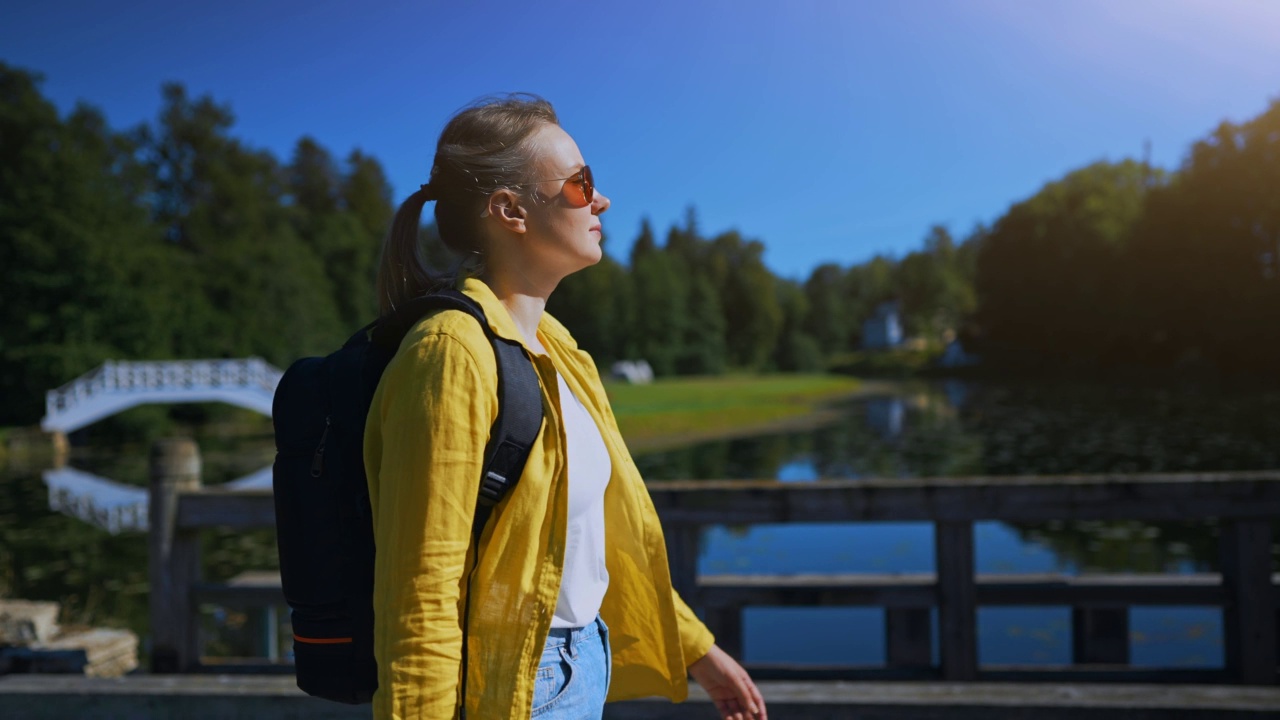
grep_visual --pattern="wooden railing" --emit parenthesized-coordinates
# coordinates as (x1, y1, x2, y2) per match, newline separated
(148, 439, 1280, 684)
(655, 474, 1280, 684)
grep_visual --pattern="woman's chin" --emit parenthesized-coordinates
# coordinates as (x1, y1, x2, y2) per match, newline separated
(581, 243, 604, 266)
(562, 248, 603, 278)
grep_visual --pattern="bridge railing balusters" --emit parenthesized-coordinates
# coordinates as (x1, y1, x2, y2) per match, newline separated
(41, 359, 284, 433)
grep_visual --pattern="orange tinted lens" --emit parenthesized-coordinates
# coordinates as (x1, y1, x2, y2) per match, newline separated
(565, 167, 592, 207)
(581, 166, 594, 205)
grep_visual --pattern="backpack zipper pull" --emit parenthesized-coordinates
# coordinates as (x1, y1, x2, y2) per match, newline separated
(311, 416, 331, 478)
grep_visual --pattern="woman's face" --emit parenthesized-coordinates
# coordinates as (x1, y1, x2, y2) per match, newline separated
(519, 124, 611, 278)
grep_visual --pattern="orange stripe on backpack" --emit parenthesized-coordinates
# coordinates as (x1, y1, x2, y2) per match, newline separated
(294, 634, 353, 644)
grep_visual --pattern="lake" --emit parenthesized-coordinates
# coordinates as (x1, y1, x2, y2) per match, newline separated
(635, 378, 1280, 668)
(2, 377, 1278, 668)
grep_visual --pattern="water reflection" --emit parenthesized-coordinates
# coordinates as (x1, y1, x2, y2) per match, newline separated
(864, 397, 904, 439)
(40, 464, 273, 534)
(634, 379, 1280, 667)
(43, 467, 148, 534)
(638, 386, 987, 482)
(636, 379, 1280, 571)
(1, 429, 280, 663)
(648, 380, 1280, 478)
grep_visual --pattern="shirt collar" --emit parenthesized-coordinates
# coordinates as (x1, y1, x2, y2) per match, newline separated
(456, 275, 576, 352)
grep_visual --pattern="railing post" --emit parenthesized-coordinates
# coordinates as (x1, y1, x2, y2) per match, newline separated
(1220, 519, 1276, 684)
(885, 604, 936, 666)
(1072, 606, 1129, 665)
(662, 520, 700, 609)
(935, 520, 977, 680)
(246, 605, 280, 661)
(886, 607, 932, 669)
(149, 438, 202, 673)
(705, 606, 743, 660)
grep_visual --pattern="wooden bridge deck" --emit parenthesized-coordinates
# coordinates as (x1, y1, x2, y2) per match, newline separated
(1, 675, 1278, 719)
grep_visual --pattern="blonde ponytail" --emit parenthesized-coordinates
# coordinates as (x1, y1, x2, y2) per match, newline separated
(372, 94, 559, 317)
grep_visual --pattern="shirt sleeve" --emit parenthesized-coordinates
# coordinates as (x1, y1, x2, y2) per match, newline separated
(672, 586, 717, 666)
(366, 331, 496, 720)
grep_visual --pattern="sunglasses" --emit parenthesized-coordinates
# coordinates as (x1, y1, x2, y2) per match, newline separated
(480, 165, 595, 218)
(536, 165, 595, 208)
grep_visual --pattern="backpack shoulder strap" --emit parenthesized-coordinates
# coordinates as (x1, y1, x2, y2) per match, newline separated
(371, 289, 544, 522)
(374, 289, 544, 720)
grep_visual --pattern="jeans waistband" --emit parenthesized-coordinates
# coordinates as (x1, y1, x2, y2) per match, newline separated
(543, 615, 604, 649)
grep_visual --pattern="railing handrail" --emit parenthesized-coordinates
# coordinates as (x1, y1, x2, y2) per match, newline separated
(169, 472, 1280, 529)
(645, 472, 1280, 523)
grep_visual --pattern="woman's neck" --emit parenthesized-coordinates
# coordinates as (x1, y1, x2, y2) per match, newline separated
(479, 271, 550, 354)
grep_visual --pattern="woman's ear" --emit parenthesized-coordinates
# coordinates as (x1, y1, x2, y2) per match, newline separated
(483, 189, 528, 233)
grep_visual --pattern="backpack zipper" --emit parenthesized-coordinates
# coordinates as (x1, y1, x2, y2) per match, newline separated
(311, 416, 331, 478)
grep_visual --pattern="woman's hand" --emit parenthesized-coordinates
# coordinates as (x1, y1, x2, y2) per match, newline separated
(687, 644, 767, 720)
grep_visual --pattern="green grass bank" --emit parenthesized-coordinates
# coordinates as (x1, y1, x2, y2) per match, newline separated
(1, 375, 867, 468)
(604, 374, 864, 454)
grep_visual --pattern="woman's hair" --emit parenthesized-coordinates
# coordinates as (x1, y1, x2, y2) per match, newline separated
(375, 94, 559, 316)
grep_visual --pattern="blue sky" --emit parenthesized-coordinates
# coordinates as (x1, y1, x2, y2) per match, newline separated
(4, 0, 1279, 279)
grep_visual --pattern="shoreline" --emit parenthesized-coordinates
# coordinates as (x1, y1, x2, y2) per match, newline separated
(612, 375, 900, 456)
(1, 375, 900, 470)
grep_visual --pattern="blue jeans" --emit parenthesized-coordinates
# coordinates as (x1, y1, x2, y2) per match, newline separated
(530, 615, 611, 719)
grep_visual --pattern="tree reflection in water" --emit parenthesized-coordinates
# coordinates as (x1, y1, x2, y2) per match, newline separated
(635, 379, 1280, 572)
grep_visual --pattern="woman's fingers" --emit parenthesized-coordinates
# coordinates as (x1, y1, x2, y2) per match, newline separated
(725, 671, 759, 717)
(713, 697, 741, 720)
(730, 675, 765, 720)
(747, 677, 767, 719)
(689, 644, 766, 719)
(737, 671, 764, 717)
(717, 688, 759, 720)
(721, 694, 750, 720)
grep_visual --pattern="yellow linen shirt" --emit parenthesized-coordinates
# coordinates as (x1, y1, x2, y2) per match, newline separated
(364, 276, 715, 719)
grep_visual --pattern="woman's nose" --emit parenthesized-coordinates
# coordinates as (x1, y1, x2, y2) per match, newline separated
(593, 191, 610, 214)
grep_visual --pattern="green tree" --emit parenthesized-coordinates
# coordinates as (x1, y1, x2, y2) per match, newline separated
(675, 275, 727, 374)
(629, 220, 687, 374)
(286, 138, 393, 328)
(802, 263, 852, 356)
(844, 256, 896, 347)
(1122, 103, 1280, 373)
(895, 225, 976, 343)
(288, 137, 340, 220)
(773, 280, 822, 371)
(342, 150, 395, 243)
(654, 210, 727, 374)
(703, 231, 782, 369)
(138, 83, 344, 364)
(974, 160, 1149, 367)
(341, 149, 394, 320)
(0, 65, 172, 423)
(547, 251, 633, 367)
(665, 206, 701, 269)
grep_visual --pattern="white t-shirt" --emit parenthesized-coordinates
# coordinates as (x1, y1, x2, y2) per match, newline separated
(549, 371, 612, 628)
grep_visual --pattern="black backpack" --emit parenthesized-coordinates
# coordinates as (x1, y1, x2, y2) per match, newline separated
(271, 289, 544, 705)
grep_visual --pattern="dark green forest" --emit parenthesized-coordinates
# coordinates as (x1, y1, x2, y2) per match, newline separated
(3, 61, 1279, 426)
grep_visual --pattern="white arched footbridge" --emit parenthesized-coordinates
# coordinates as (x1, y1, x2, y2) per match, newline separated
(42, 358, 283, 433)
(39, 358, 283, 533)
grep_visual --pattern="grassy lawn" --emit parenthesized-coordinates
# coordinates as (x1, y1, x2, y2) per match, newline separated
(604, 374, 863, 452)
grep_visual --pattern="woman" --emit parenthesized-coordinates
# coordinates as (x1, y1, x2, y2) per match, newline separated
(363, 94, 767, 720)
